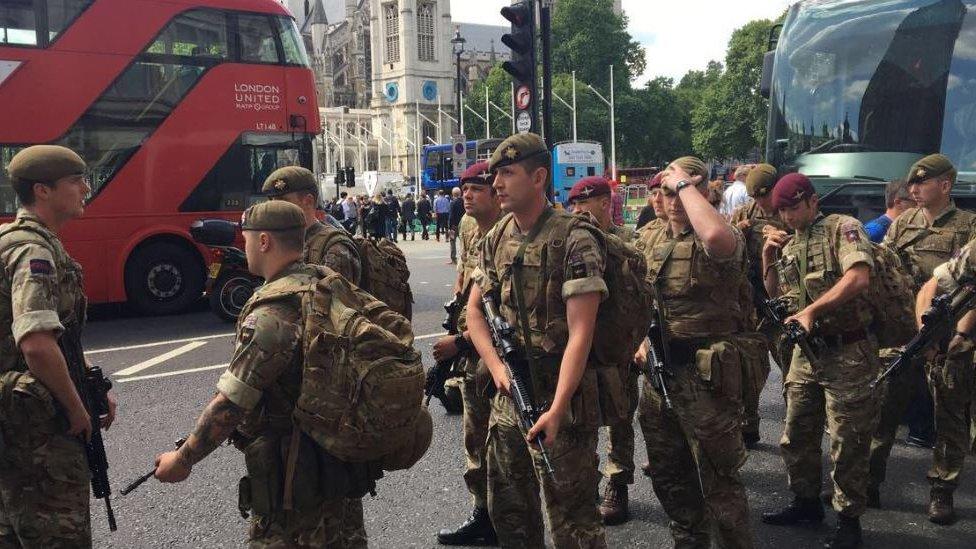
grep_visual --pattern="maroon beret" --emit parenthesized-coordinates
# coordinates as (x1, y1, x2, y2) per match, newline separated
(772, 173, 815, 209)
(568, 176, 611, 203)
(648, 172, 663, 190)
(459, 161, 492, 185)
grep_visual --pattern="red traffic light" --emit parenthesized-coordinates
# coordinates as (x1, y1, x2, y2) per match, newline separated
(500, 4, 530, 26)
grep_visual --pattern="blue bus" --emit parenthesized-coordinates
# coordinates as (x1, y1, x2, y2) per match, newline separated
(421, 138, 503, 193)
(551, 141, 605, 205)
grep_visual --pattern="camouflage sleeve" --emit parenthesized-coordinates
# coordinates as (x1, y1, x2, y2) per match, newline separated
(472, 227, 499, 295)
(880, 213, 901, 248)
(835, 218, 874, 273)
(5, 243, 64, 344)
(216, 301, 302, 411)
(701, 224, 747, 268)
(323, 241, 362, 284)
(562, 227, 608, 301)
(934, 239, 976, 294)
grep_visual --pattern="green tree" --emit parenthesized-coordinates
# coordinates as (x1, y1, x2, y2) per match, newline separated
(551, 0, 646, 92)
(460, 65, 515, 140)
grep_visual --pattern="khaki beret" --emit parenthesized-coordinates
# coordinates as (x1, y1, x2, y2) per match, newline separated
(240, 200, 305, 231)
(671, 156, 708, 186)
(906, 154, 955, 184)
(7, 145, 86, 183)
(746, 163, 778, 197)
(489, 133, 549, 172)
(262, 166, 318, 197)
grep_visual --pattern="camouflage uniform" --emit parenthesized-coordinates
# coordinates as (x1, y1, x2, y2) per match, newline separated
(475, 208, 608, 548)
(456, 213, 501, 509)
(602, 223, 640, 487)
(304, 221, 362, 284)
(876, 205, 976, 494)
(634, 221, 754, 549)
(0, 210, 91, 548)
(730, 201, 791, 437)
(217, 262, 366, 548)
(774, 214, 879, 518)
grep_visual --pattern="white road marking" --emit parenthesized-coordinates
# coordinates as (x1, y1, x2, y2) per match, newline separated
(115, 364, 226, 383)
(419, 281, 429, 284)
(113, 341, 208, 376)
(416, 332, 446, 341)
(88, 332, 234, 355)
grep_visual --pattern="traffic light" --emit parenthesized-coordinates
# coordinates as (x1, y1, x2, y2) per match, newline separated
(335, 167, 346, 187)
(344, 166, 355, 187)
(501, 1, 538, 135)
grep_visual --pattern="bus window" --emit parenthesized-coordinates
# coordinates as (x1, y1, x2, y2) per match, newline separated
(46, 0, 93, 42)
(0, 146, 24, 215)
(236, 14, 279, 64)
(587, 167, 595, 176)
(275, 16, 310, 67)
(1, 1, 37, 45)
(146, 9, 228, 59)
(566, 167, 575, 177)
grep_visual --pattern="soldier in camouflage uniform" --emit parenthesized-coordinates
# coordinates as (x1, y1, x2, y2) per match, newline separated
(465, 133, 608, 548)
(761, 173, 878, 549)
(876, 154, 976, 523)
(567, 175, 639, 525)
(634, 156, 754, 549)
(0, 145, 118, 548)
(155, 201, 366, 548)
(433, 162, 503, 545)
(729, 164, 790, 448)
(262, 166, 362, 284)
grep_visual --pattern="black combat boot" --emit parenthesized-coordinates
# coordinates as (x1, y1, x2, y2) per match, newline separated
(599, 483, 630, 525)
(436, 506, 498, 546)
(928, 487, 956, 525)
(824, 515, 862, 549)
(761, 497, 825, 525)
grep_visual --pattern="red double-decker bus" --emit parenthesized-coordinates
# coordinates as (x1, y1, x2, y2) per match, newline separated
(0, 0, 320, 314)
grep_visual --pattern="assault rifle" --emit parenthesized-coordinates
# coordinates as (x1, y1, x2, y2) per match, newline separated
(119, 438, 187, 495)
(872, 284, 976, 388)
(763, 297, 826, 370)
(481, 291, 555, 476)
(58, 324, 117, 531)
(424, 293, 464, 410)
(645, 296, 673, 409)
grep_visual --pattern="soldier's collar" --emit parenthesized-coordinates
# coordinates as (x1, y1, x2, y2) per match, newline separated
(266, 260, 307, 284)
(305, 219, 326, 237)
(15, 208, 52, 231)
(931, 201, 957, 225)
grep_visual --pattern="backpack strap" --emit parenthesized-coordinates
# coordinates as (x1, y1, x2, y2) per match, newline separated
(510, 208, 555, 370)
(0, 222, 57, 259)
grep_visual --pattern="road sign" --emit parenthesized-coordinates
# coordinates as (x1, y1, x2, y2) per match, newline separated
(516, 111, 532, 133)
(452, 134, 467, 175)
(515, 85, 532, 110)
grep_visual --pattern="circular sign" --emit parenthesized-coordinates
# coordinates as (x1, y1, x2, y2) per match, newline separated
(515, 85, 532, 110)
(422, 80, 438, 101)
(384, 82, 399, 103)
(453, 142, 466, 155)
(516, 111, 532, 133)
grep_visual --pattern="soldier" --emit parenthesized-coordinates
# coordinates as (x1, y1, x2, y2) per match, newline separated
(633, 156, 754, 549)
(729, 163, 790, 447)
(0, 145, 118, 547)
(566, 175, 638, 525)
(465, 133, 608, 548)
(262, 166, 362, 284)
(155, 201, 366, 548)
(760, 173, 878, 549)
(433, 161, 503, 545)
(876, 154, 976, 522)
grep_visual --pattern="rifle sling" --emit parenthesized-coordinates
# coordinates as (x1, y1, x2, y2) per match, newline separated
(510, 207, 555, 392)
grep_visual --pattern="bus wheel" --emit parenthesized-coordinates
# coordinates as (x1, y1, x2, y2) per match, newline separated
(209, 272, 259, 322)
(125, 242, 204, 315)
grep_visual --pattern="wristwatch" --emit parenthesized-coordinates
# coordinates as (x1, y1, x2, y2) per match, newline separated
(675, 179, 693, 193)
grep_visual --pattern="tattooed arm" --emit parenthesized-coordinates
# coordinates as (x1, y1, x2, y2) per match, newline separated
(154, 393, 245, 482)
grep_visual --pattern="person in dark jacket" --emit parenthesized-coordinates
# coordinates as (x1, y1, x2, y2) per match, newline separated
(447, 186, 464, 264)
(416, 190, 433, 240)
(384, 189, 401, 242)
(365, 194, 388, 239)
(401, 193, 417, 241)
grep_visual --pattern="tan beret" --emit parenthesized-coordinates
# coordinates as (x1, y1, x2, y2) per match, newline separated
(240, 200, 305, 231)
(906, 154, 955, 184)
(746, 163, 778, 196)
(489, 133, 549, 172)
(8, 145, 86, 183)
(262, 166, 318, 197)
(671, 156, 708, 186)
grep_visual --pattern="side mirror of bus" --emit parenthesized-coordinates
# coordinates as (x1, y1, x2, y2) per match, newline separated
(190, 219, 238, 247)
(760, 50, 775, 99)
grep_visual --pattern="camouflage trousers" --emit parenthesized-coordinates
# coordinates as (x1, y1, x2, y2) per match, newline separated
(868, 348, 921, 490)
(738, 332, 772, 437)
(781, 339, 880, 517)
(248, 497, 367, 549)
(603, 366, 640, 485)
(487, 394, 606, 548)
(637, 339, 753, 549)
(926, 336, 976, 492)
(0, 372, 91, 549)
(460, 356, 492, 508)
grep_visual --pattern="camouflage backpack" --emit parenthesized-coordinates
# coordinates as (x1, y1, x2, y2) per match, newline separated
(867, 243, 916, 348)
(311, 230, 414, 320)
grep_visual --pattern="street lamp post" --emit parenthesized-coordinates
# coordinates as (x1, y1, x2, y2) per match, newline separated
(451, 28, 466, 136)
(586, 64, 616, 182)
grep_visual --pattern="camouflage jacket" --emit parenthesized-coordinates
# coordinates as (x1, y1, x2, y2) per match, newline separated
(304, 220, 362, 284)
(882, 203, 976, 291)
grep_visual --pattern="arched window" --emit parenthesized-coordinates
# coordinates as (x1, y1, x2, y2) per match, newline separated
(383, 3, 400, 63)
(417, 2, 435, 62)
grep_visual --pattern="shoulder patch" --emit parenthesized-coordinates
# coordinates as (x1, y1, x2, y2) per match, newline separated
(841, 221, 861, 243)
(241, 313, 258, 330)
(29, 258, 53, 275)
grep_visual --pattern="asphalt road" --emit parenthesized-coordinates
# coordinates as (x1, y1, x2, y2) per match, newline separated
(84, 238, 975, 548)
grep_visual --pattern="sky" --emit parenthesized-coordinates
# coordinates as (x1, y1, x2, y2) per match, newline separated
(451, 0, 795, 85)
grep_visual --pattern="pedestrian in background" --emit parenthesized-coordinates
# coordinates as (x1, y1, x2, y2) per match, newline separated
(447, 187, 464, 264)
(342, 192, 359, 233)
(365, 194, 388, 239)
(707, 178, 725, 209)
(401, 193, 417, 241)
(385, 189, 400, 242)
(417, 190, 433, 240)
(864, 180, 915, 243)
(635, 172, 664, 230)
(434, 189, 451, 241)
(610, 179, 625, 226)
(720, 165, 753, 218)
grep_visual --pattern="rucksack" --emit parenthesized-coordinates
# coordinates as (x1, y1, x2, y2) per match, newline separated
(867, 242, 917, 348)
(352, 235, 413, 320)
(331, 201, 345, 221)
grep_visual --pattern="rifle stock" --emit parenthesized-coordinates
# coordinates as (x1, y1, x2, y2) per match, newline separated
(763, 297, 825, 371)
(645, 290, 673, 409)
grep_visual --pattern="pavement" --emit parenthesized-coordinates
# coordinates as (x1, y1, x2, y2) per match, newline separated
(84, 237, 975, 548)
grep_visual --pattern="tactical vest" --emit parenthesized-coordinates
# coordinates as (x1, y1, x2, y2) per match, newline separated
(775, 214, 873, 334)
(457, 213, 501, 333)
(886, 206, 976, 290)
(0, 213, 86, 374)
(635, 222, 745, 340)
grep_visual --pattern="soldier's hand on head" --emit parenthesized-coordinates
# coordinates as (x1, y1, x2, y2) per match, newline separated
(154, 450, 191, 483)
(67, 404, 93, 442)
(660, 163, 702, 192)
(102, 390, 117, 430)
(432, 335, 459, 362)
(527, 408, 563, 448)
